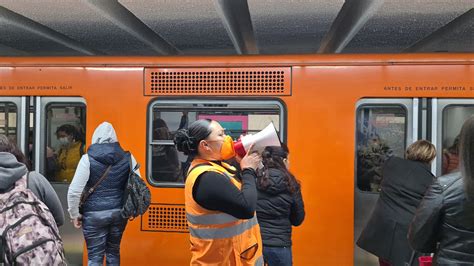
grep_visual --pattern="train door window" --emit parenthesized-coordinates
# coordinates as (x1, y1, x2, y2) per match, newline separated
(356, 105, 407, 192)
(44, 103, 86, 182)
(148, 99, 285, 187)
(0, 102, 18, 141)
(440, 105, 474, 175)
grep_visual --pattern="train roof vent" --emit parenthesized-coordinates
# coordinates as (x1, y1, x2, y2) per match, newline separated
(145, 67, 291, 96)
(141, 204, 188, 233)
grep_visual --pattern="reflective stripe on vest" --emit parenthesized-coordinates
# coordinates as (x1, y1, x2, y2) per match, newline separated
(189, 216, 258, 239)
(186, 212, 239, 225)
(254, 255, 264, 266)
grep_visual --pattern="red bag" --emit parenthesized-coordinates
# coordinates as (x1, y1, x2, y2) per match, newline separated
(418, 256, 432, 266)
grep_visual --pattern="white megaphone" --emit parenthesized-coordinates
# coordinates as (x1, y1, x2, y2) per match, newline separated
(234, 122, 281, 157)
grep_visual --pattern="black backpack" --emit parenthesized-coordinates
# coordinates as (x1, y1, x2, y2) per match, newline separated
(121, 153, 151, 220)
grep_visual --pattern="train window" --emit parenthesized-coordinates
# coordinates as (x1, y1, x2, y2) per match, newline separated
(0, 102, 18, 141)
(441, 105, 474, 175)
(148, 100, 284, 186)
(44, 104, 86, 182)
(356, 105, 407, 192)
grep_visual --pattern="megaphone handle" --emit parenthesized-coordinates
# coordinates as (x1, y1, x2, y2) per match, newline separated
(234, 141, 246, 157)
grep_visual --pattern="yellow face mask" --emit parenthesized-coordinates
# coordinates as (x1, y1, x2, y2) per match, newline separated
(220, 135, 236, 160)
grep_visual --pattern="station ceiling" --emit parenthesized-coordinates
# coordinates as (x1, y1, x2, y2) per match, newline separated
(0, 0, 472, 56)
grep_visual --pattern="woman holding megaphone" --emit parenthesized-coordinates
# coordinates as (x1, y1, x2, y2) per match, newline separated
(174, 119, 264, 266)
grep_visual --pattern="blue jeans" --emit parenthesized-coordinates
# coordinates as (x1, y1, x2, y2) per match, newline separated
(82, 209, 127, 266)
(263, 246, 293, 266)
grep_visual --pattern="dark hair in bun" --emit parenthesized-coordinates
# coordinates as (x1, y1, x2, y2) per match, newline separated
(174, 119, 213, 156)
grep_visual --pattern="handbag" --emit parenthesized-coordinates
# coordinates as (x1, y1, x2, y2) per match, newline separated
(120, 152, 151, 220)
(78, 165, 112, 215)
(405, 251, 433, 266)
(418, 256, 433, 266)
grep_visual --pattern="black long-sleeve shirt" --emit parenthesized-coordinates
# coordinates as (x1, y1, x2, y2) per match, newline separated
(192, 167, 258, 219)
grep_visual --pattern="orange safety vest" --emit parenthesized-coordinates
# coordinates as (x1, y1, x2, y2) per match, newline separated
(185, 159, 263, 266)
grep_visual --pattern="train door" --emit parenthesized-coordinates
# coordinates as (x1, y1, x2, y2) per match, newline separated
(355, 98, 474, 264)
(434, 99, 474, 177)
(35, 97, 86, 265)
(354, 99, 417, 266)
(0, 97, 28, 151)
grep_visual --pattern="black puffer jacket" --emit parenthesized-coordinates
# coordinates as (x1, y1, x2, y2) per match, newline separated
(409, 172, 474, 265)
(256, 168, 305, 247)
(84, 142, 129, 212)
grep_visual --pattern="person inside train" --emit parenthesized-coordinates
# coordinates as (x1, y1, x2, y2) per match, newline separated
(47, 124, 85, 182)
(178, 111, 189, 130)
(0, 134, 65, 226)
(174, 119, 264, 265)
(67, 121, 140, 265)
(256, 144, 305, 266)
(442, 135, 460, 174)
(151, 118, 182, 182)
(357, 140, 436, 266)
(409, 117, 474, 264)
(357, 133, 393, 192)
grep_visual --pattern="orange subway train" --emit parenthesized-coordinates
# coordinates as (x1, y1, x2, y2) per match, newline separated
(0, 54, 473, 265)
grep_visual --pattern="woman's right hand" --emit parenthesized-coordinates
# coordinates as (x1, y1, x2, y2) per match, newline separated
(239, 144, 262, 170)
(72, 216, 82, 229)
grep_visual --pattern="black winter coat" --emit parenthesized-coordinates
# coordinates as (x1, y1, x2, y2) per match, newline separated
(409, 172, 474, 265)
(256, 168, 305, 247)
(357, 156, 434, 265)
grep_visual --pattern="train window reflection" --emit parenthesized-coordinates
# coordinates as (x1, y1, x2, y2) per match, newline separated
(441, 106, 474, 175)
(356, 105, 406, 192)
(149, 101, 283, 186)
(0, 102, 18, 141)
(45, 104, 86, 183)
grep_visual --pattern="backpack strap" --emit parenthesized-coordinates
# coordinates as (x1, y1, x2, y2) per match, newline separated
(0, 235, 4, 264)
(0, 184, 14, 194)
(0, 172, 29, 194)
(126, 151, 139, 173)
(79, 143, 85, 156)
(25, 171, 30, 189)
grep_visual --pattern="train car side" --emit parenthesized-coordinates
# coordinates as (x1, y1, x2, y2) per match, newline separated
(0, 54, 472, 265)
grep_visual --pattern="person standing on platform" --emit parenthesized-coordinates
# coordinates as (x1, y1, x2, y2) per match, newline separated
(256, 144, 305, 266)
(409, 118, 474, 264)
(0, 134, 65, 226)
(442, 135, 460, 174)
(174, 119, 264, 266)
(357, 140, 436, 266)
(67, 122, 139, 266)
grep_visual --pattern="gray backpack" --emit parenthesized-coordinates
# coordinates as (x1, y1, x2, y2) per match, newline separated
(121, 153, 151, 220)
(0, 173, 66, 265)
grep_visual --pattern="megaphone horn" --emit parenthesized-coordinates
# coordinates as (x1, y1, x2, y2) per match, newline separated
(234, 122, 281, 157)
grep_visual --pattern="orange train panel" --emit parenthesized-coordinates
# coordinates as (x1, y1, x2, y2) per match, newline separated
(141, 204, 187, 233)
(144, 67, 291, 95)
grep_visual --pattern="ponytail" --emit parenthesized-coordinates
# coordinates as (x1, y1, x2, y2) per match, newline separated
(258, 144, 299, 193)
